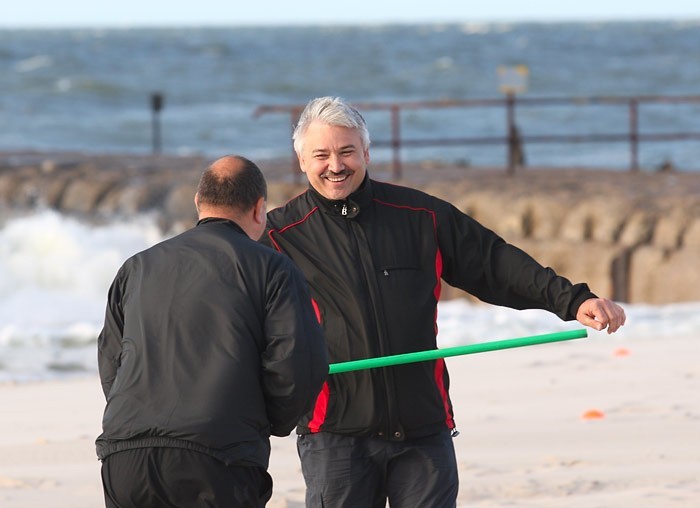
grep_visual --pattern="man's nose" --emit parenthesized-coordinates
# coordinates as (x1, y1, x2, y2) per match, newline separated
(328, 154, 344, 172)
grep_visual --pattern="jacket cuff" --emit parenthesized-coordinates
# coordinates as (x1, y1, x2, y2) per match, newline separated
(566, 284, 598, 321)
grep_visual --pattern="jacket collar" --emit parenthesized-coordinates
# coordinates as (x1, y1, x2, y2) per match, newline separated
(196, 216, 247, 236)
(307, 173, 373, 219)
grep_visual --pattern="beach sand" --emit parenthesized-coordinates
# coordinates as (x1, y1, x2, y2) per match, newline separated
(1, 327, 698, 507)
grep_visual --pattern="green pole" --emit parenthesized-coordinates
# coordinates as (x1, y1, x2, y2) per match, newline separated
(328, 329, 588, 374)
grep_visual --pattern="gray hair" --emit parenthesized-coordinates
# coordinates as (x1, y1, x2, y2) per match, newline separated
(292, 96, 371, 155)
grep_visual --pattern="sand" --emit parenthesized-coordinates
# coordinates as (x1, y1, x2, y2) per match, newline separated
(1, 327, 698, 507)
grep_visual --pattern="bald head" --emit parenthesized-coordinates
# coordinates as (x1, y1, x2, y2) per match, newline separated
(211, 155, 247, 179)
(195, 155, 267, 215)
(194, 155, 268, 239)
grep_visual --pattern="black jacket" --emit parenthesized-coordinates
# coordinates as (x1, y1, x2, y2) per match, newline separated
(263, 176, 595, 440)
(96, 218, 328, 468)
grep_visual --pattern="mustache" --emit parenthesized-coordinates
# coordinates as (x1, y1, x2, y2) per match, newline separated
(321, 169, 352, 178)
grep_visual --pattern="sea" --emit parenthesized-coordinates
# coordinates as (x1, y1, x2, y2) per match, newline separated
(2, 21, 700, 169)
(2, 22, 700, 382)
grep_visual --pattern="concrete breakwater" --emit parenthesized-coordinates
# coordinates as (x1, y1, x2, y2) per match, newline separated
(1, 151, 699, 304)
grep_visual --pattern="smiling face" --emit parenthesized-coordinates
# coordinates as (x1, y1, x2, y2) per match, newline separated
(297, 121, 369, 201)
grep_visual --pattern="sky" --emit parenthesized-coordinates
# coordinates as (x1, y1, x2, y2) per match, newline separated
(2, 0, 700, 28)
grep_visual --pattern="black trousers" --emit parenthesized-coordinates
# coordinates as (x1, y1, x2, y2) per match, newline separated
(297, 431, 458, 508)
(101, 447, 272, 508)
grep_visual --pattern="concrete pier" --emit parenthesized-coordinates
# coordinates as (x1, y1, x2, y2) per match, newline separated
(2, 151, 699, 304)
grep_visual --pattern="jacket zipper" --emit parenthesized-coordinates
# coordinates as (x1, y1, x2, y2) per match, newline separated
(347, 217, 400, 439)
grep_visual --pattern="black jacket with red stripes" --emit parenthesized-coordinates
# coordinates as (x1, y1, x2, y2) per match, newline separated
(263, 175, 596, 440)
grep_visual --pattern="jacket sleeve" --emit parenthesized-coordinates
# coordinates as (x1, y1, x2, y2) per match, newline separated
(260, 257, 329, 437)
(97, 266, 126, 399)
(437, 200, 596, 321)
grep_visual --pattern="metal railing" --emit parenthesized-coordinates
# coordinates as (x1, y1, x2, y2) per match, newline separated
(253, 94, 700, 179)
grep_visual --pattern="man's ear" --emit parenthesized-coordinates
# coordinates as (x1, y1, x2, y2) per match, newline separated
(193, 192, 200, 213)
(297, 152, 307, 173)
(253, 197, 266, 224)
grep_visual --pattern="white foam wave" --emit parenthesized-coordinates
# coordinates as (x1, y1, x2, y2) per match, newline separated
(1, 211, 697, 382)
(0, 211, 168, 381)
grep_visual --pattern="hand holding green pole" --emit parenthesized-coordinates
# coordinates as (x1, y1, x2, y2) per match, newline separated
(328, 329, 588, 374)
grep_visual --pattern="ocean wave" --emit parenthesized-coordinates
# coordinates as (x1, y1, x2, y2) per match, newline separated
(2, 23, 700, 169)
(15, 54, 53, 72)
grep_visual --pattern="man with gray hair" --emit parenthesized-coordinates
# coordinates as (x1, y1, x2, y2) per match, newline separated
(97, 155, 328, 507)
(262, 97, 625, 507)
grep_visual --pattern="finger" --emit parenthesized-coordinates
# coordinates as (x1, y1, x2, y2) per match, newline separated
(603, 301, 626, 333)
(578, 313, 605, 331)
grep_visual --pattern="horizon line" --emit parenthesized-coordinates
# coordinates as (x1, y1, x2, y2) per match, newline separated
(2, 16, 700, 30)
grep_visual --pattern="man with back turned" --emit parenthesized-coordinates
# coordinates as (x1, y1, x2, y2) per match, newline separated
(96, 155, 328, 507)
(262, 97, 626, 507)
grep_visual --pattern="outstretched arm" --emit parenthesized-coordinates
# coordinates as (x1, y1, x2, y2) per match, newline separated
(576, 297, 626, 334)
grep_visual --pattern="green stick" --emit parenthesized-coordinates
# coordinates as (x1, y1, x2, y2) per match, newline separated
(328, 329, 588, 374)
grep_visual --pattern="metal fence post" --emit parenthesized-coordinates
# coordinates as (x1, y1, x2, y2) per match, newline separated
(150, 92, 164, 155)
(390, 105, 402, 179)
(506, 93, 516, 175)
(629, 99, 639, 172)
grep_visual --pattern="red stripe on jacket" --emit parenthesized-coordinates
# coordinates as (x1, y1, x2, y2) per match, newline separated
(374, 198, 453, 429)
(307, 382, 330, 432)
(267, 206, 319, 252)
(269, 209, 331, 432)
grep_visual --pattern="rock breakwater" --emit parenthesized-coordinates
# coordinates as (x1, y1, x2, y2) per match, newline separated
(2, 151, 699, 304)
